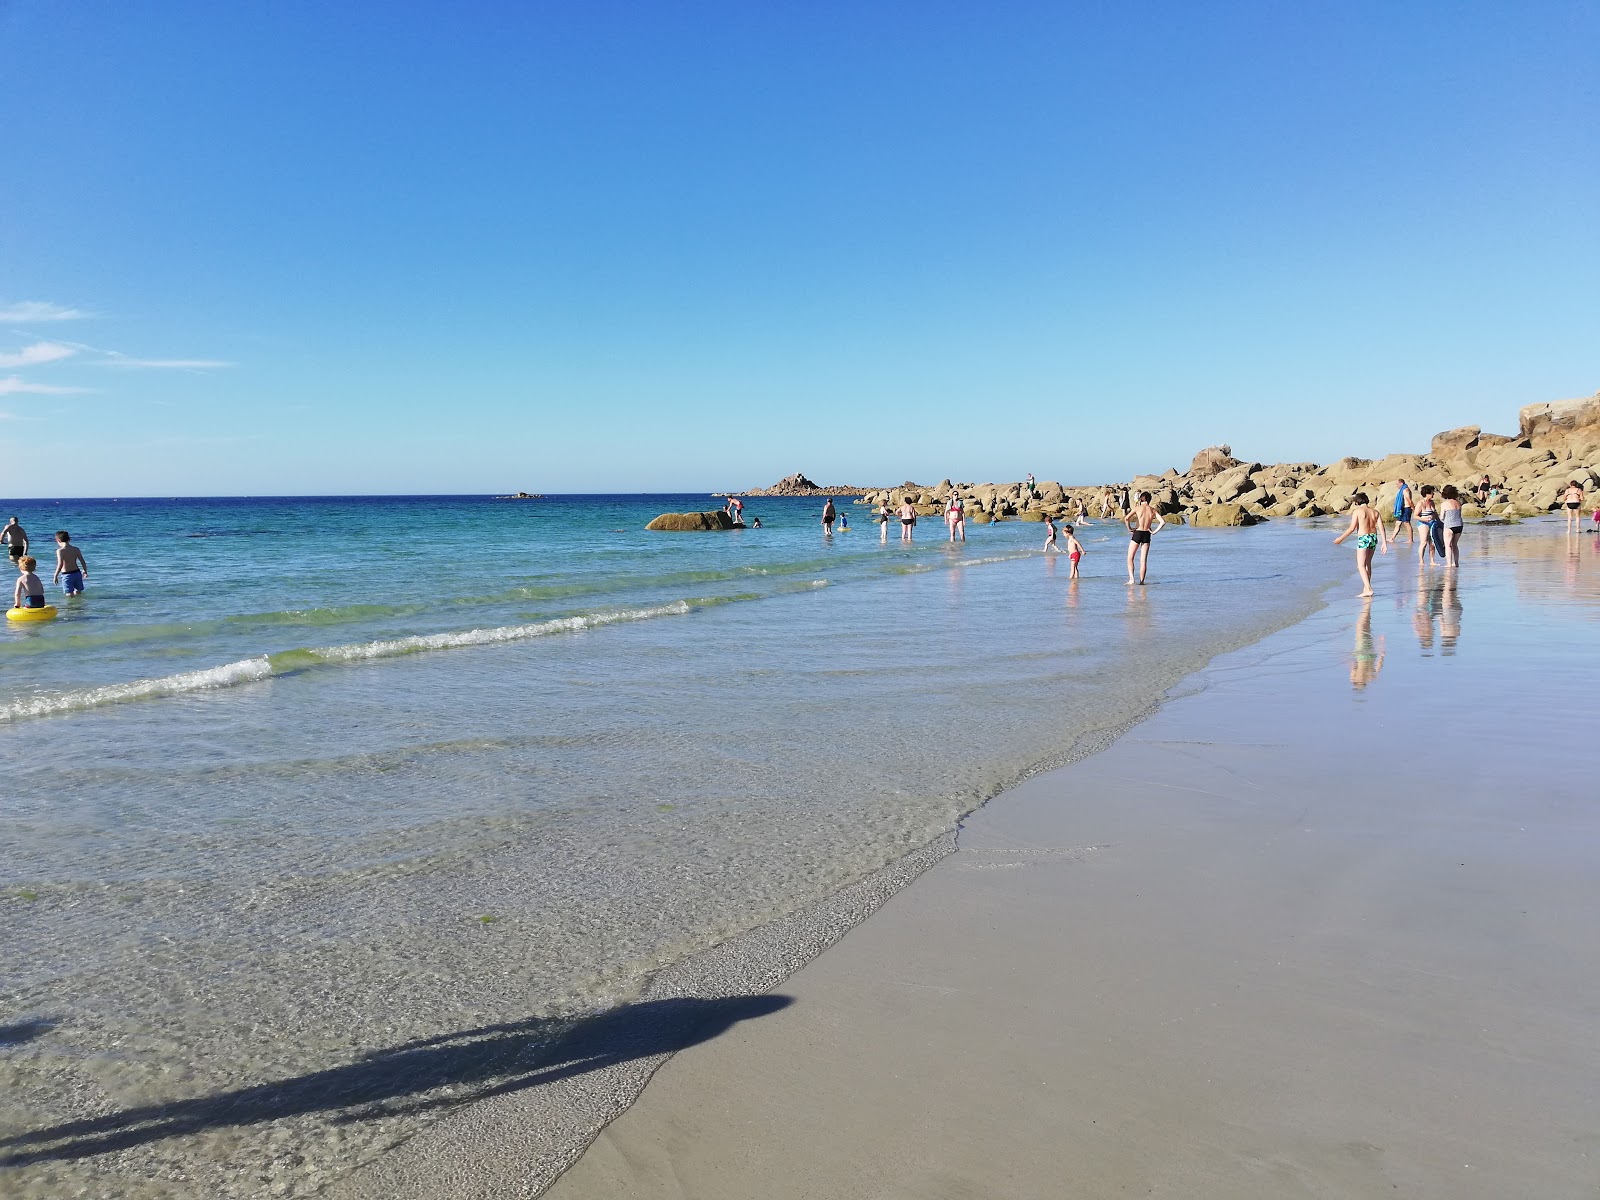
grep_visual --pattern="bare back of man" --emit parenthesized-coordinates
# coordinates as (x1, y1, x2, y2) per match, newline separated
(1124, 494, 1166, 585)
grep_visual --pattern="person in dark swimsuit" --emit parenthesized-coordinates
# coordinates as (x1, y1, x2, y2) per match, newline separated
(1124, 491, 1166, 585)
(1561, 481, 1585, 533)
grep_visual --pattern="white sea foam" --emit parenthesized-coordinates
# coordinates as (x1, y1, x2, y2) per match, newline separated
(0, 656, 275, 723)
(294, 602, 693, 664)
(0, 602, 695, 723)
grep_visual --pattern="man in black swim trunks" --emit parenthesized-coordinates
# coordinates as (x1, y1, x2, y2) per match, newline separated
(1125, 491, 1166, 585)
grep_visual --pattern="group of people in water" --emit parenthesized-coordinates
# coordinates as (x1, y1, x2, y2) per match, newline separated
(3, 517, 88, 612)
(849, 486, 1167, 584)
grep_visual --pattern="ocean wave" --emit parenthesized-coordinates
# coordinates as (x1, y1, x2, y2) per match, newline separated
(0, 602, 696, 724)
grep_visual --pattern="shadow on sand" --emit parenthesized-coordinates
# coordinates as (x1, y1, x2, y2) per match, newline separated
(0, 994, 792, 1167)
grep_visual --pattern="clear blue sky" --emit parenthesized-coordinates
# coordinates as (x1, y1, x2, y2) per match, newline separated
(2, 0, 1595, 495)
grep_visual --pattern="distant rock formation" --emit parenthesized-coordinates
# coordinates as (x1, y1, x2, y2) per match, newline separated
(850, 387, 1600, 528)
(721, 472, 875, 497)
(646, 510, 742, 531)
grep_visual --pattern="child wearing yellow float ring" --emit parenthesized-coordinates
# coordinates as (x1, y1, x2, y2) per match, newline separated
(13, 555, 47, 610)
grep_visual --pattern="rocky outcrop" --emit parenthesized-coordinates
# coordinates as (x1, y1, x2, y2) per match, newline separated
(846, 388, 1598, 531)
(1188, 445, 1240, 479)
(1519, 392, 1600, 440)
(722, 473, 874, 497)
(646, 510, 740, 531)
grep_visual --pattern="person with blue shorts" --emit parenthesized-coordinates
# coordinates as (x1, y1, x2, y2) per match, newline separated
(53, 531, 88, 595)
(1390, 478, 1414, 544)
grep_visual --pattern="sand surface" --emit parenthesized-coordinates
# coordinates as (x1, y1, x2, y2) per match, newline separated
(546, 552, 1600, 1198)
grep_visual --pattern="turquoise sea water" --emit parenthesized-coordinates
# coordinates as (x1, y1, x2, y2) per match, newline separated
(2, 493, 1356, 1196)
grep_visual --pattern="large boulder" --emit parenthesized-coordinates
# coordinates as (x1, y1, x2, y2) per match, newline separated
(1190, 502, 1263, 527)
(1188, 445, 1240, 479)
(647, 510, 738, 531)
(1520, 392, 1600, 440)
(1431, 426, 1481, 456)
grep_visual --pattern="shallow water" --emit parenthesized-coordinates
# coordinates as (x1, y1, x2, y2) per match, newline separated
(2, 494, 1385, 1195)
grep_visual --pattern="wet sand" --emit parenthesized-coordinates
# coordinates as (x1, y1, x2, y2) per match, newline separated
(545, 533, 1600, 1198)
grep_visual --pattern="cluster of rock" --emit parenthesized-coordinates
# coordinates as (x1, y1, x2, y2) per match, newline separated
(854, 391, 1600, 528)
(720, 473, 874, 497)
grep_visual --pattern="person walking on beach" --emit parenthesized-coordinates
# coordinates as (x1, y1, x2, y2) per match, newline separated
(1043, 512, 1059, 552)
(1333, 492, 1389, 597)
(1415, 485, 1445, 565)
(821, 498, 837, 535)
(1390, 479, 1414, 544)
(1561, 480, 1586, 533)
(1064, 523, 1085, 580)
(2, 516, 27, 562)
(1073, 495, 1090, 525)
(53, 531, 87, 595)
(1439, 485, 1465, 568)
(898, 498, 917, 543)
(1124, 491, 1165, 585)
(945, 492, 965, 542)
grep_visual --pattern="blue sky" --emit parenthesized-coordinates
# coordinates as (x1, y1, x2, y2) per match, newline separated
(1, 0, 1595, 495)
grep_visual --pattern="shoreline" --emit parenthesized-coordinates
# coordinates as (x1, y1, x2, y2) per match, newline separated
(323, 572, 1351, 1199)
(543, 522, 1600, 1198)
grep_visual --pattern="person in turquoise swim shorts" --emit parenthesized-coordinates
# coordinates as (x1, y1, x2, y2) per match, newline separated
(1334, 491, 1389, 597)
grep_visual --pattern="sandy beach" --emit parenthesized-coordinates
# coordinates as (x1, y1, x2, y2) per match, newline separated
(538, 527, 1600, 1199)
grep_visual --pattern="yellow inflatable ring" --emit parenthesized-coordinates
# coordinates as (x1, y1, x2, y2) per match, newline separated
(7, 604, 57, 622)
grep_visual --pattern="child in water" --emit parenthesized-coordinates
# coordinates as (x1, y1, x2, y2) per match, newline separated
(13, 555, 46, 609)
(1043, 513, 1059, 552)
(838, 512, 849, 531)
(1332, 492, 1389, 597)
(1063, 524, 1086, 580)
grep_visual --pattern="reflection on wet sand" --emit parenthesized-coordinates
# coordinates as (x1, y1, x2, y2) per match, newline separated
(1350, 599, 1385, 690)
(1412, 572, 1463, 656)
(1509, 524, 1600, 610)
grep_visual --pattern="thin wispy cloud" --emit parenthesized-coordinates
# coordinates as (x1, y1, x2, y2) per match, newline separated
(100, 356, 236, 370)
(0, 376, 91, 396)
(0, 341, 76, 368)
(0, 300, 90, 323)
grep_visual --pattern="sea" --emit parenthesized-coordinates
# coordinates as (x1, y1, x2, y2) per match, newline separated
(0, 493, 1354, 1196)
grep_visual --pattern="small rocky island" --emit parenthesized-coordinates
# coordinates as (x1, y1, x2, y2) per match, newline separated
(717, 472, 875, 497)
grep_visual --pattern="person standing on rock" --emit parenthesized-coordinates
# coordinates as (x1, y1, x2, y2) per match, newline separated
(1390, 479, 1414, 544)
(1333, 492, 1389, 597)
(821, 498, 837, 535)
(898, 498, 917, 543)
(1124, 492, 1165, 585)
(1025, 473, 1036, 500)
(725, 496, 745, 525)
(1561, 480, 1586, 533)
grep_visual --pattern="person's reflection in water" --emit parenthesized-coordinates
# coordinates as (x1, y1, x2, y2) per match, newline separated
(1124, 584, 1151, 636)
(1438, 571, 1462, 654)
(1350, 597, 1385, 690)
(1065, 576, 1080, 609)
(1412, 571, 1438, 655)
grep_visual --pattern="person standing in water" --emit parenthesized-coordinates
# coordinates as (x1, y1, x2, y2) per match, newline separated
(53, 531, 88, 595)
(1414, 484, 1444, 565)
(1124, 491, 1165, 585)
(821, 497, 837, 534)
(1333, 492, 1389, 597)
(878, 499, 892, 542)
(1439, 485, 1465, 567)
(898, 497, 917, 543)
(1, 516, 27, 562)
(1561, 480, 1586, 533)
(945, 492, 965, 542)
(1063, 524, 1086, 580)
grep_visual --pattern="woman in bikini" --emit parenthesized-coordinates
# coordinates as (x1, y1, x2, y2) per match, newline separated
(1561, 480, 1585, 533)
(897, 498, 917, 543)
(1414, 484, 1443, 567)
(1439, 484, 1465, 568)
